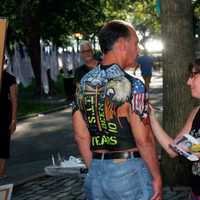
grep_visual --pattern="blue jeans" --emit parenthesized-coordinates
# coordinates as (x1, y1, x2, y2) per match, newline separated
(84, 157, 153, 200)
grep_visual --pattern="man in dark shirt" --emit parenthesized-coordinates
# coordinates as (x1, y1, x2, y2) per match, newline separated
(72, 20, 162, 200)
(73, 41, 98, 102)
(74, 41, 98, 85)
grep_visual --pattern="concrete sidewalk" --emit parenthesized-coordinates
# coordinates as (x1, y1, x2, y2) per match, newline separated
(7, 107, 79, 184)
(11, 175, 191, 200)
(0, 69, 192, 199)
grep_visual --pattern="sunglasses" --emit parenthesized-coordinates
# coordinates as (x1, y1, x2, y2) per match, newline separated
(80, 49, 92, 53)
(188, 71, 200, 79)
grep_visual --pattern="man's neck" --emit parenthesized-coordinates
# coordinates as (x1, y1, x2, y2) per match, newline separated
(85, 58, 98, 68)
(101, 53, 123, 68)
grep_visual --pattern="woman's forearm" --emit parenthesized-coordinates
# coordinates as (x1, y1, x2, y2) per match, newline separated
(150, 115, 178, 158)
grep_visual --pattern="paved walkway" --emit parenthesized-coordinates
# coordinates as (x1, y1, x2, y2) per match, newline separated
(12, 175, 191, 200)
(0, 69, 192, 199)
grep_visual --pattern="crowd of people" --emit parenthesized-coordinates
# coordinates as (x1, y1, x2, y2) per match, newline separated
(0, 19, 200, 199)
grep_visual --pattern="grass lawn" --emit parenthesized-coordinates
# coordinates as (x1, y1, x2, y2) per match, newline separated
(17, 74, 70, 118)
(17, 99, 67, 117)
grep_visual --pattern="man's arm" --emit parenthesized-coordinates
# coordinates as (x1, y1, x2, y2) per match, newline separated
(72, 110, 92, 168)
(128, 106, 162, 200)
(9, 83, 17, 134)
(145, 124, 163, 200)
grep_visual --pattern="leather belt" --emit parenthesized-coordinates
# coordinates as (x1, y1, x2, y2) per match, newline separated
(93, 151, 140, 160)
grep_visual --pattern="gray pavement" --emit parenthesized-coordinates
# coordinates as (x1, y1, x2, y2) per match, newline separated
(0, 69, 192, 199)
(7, 106, 79, 184)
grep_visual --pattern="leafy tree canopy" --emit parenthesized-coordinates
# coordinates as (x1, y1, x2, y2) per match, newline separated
(1, 0, 199, 48)
(129, 0, 160, 47)
(1, 0, 136, 47)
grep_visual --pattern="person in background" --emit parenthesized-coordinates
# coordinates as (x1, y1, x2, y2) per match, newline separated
(149, 58, 200, 200)
(72, 20, 162, 200)
(137, 50, 154, 90)
(72, 41, 98, 102)
(0, 58, 17, 178)
(74, 41, 98, 86)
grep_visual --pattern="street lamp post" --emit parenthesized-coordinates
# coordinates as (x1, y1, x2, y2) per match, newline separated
(74, 32, 82, 52)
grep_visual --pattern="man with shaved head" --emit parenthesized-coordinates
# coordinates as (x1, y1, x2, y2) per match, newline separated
(72, 20, 162, 200)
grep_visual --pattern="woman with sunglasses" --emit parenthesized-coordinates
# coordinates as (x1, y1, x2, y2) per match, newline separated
(149, 58, 200, 200)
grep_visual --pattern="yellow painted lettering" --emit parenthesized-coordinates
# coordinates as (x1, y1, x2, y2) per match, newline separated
(88, 116, 96, 124)
(110, 136, 117, 145)
(92, 137, 95, 146)
(108, 123, 118, 133)
(95, 136, 100, 145)
(84, 96, 94, 104)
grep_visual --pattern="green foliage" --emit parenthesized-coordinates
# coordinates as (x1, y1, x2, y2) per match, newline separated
(193, 0, 200, 36)
(193, 0, 200, 18)
(0, 0, 138, 46)
(17, 100, 62, 117)
(130, 0, 161, 47)
(1, 0, 198, 47)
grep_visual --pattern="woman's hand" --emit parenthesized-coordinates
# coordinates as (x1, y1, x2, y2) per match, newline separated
(193, 152, 200, 158)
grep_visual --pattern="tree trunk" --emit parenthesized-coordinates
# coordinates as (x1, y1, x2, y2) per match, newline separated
(26, 36, 41, 96)
(160, 0, 195, 185)
(24, 14, 41, 96)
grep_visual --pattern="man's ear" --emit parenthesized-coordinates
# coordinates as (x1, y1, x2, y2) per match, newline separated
(116, 37, 126, 52)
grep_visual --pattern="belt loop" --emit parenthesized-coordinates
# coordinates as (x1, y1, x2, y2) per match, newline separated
(101, 153, 104, 160)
